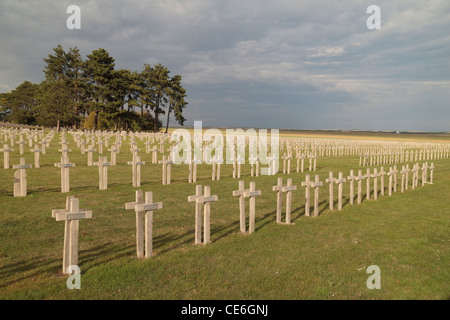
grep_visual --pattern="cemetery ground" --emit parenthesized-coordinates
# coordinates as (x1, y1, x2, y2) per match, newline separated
(0, 130, 449, 300)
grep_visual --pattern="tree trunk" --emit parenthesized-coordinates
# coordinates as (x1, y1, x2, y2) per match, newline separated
(56, 119, 60, 132)
(165, 106, 171, 133)
(93, 111, 99, 130)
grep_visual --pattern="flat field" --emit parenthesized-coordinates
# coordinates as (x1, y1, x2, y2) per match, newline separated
(0, 130, 449, 299)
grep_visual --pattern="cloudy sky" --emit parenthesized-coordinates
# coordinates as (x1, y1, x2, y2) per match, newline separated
(1, 0, 449, 131)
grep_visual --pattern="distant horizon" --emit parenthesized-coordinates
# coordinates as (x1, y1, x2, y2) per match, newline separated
(2, 121, 449, 134)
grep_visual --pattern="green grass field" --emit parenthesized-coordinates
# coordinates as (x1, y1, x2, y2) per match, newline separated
(0, 131, 449, 300)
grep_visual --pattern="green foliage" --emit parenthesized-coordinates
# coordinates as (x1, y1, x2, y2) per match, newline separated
(4, 45, 188, 131)
(1, 81, 39, 125)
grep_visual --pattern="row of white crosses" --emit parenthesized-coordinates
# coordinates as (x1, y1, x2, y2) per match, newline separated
(279, 136, 450, 159)
(51, 160, 436, 272)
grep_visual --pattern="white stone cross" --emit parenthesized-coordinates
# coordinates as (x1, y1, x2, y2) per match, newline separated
(249, 155, 260, 177)
(58, 147, 72, 158)
(364, 168, 372, 200)
(188, 185, 219, 245)
(211, 156, 221, 181)
(0, 144, 14, 169)
(301, 174, 314, 216)
(52, 196, 92, 274)
(128, 155, 145, 187)
(311, 175, 323, 217)
(93, 156, 110, 190)
(379, 167, 386, 196)
(347, 170, 357, 205)
(325, 171, 338, 210)
(372, 168, 380, 200)
(355, 170, 365, 204)
(87, 146, 96, 166)
(233, 181, 262, 234)
(429, 162, 434, 184)
(272, 178, 297, 224)
(125, 190, 163, 258)
(400, 165, 407, 193)
(109, 145, 120, 165)
(387, 167, 394, 196)
(421, 162, 429, 187)
(159, 155, 173, 185)
(54, 156, 75, 193)
(335, 172, 346, 210)
(30, 145, 42, 168)
(13, 158, 32, 197)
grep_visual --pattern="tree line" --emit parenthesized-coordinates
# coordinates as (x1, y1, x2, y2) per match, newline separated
(0, 45, 188, 132)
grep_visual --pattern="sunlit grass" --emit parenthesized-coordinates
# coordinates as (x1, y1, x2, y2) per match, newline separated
(0, 131, 449, 299)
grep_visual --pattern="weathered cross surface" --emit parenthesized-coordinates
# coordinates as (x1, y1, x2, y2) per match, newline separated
(87, 146, 96, 166)
(301, 174, 314, 216)
(421, 162, 429, 187)
(211, 156, 221, 181)
(387, 167, 394, 196)
(355, 170, 365, 204)
(109, 146, 120, 165)
(429, 162, 434, 184)
(233, 181, 262, 233)
(249, 156, 259, 177)
(1, 144, 14, 169)
(188, 185, 218, 245)
(411, 164, 419, 190)
(58, 147, 72, 158)
(400, 166, 407, 193)
(93, 156, 110, 190)
(311, 175, 323, 217)
(125, 190, 163, 258)
(13, 158, 32, 197)
(392, 165, 399, 193)
(347, 170, 357, 205)
(159, 155, 173, 185)
(379, 167, 386, 196)
(272, 178, 297, 224)
(335, 172, 346, 210)
(282, 152, 292, 174)
(30, 146, 42, 168)
(297, 153, 306, 173)
(372, 168, 380, 200)
(128, 155, 145, 187)
(365, 168, 372, 200)
(52, 196, 92, 274)
(54, 156, 75, 193)
(325, 172, 337, 210)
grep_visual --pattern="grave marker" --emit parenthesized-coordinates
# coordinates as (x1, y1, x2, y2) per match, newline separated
(335, 172, 346, 210)
(1, 144, 14, 169)
(125, 190, 163, 258)
(93, 156, 110, 190)
(325, 171, 337, 210)
(52, 197, 92, 273)
(54, 157, 75, 193)
(128, 155, 145, 187)
(13, 158, 32, 197)
(188, 185, 218, 245)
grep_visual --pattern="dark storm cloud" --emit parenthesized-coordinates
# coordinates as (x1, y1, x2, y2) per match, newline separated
(0, 0, 449, 130)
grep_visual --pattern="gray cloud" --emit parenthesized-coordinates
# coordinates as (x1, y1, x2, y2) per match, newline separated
(1, 0, 449, 130)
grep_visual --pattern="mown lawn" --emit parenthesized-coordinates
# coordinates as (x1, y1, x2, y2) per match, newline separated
(0, 131, 449, 299)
